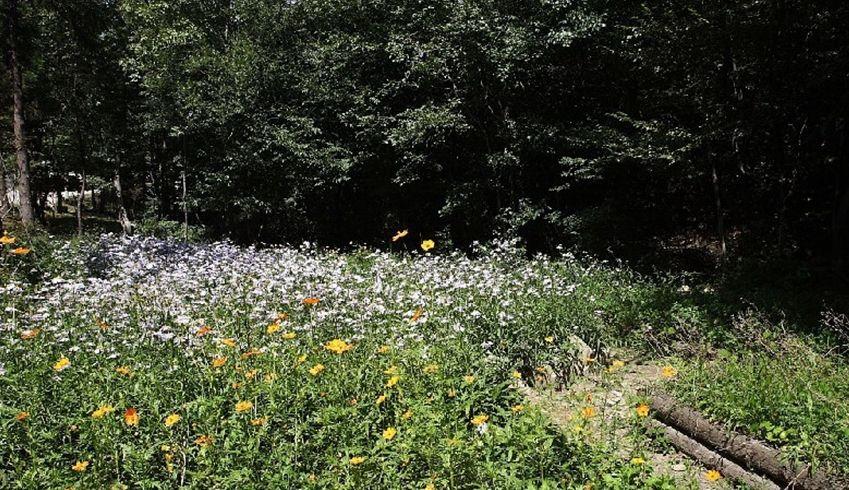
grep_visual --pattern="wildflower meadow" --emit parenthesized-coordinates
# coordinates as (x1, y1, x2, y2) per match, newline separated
(0, 234, 677, 489)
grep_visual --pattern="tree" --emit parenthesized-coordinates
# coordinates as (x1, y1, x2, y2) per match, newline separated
(4, 0, 33, 225)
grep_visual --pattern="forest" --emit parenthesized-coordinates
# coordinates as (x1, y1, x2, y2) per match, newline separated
(2, 1, 849, 489)
(1, 0, 847, 268)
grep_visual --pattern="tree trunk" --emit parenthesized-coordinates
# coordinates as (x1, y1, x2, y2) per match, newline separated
(711, 159, 727, 259)
(113, 168, 133, 235)
(181, 170, 188, 241)
(76, 171, 85, 236)
(0, 153, 7, 233)
(5, 0, 34, 225)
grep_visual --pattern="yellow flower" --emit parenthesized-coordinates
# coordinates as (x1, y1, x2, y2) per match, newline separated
(235, 401, 253, 413)
(661, 365, 678, 378)
(350, 456, 366, 465)
(0, 235, 15, 245)
(196, 325, 212, 337)
(250, 417, 268, 426)
(423, 363, 439, 374)
(20, 328, 40, 340)
(581, 406, 597, 419)
(544, 336, 554, 343)
(244, 369, 258, 380)
(164, 413, 181, 427)
(401, 409, 413, 420)
(309, 364, 325, 376)
(511, 404, 524, 413)
(377, 345, 390, 354)
(194, 434, 213, 447)
(10, 247, 31, 255)
(386, 375, 401, 388)
(266, 323, 281, 334)
(220, 338, 237, 348)
(463, 375, 476, 384)
(15, 411, 29, 422)
(425, 484, 435, 490)
(376, 393, 388, 405)
(115, 366, 132, 376)
(324, 338, 353, 354)
(631, 457, 646, 465)
(420, 240, 435, 251)
(281, 331, 297, 340)
(91, 405, 115, 419)
(384, 365, 399, 375)
(382, 426, 397, 440)
(211, 356, 228, 369)
(471, 414, 489, 426)
(296, 354, 307, 365)
(392, 229, 409, 242)
(123, 407, 139, 426)
(635, 404, 650, 418)
(608, 359, 625, 372)
(704, 469, 722, 481)
(53, 356, 71, 372)
(511, 370, 522, 379)
(72, 460, 89, 472)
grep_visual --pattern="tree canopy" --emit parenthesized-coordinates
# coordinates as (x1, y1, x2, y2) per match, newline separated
(2, 0, 848, 269)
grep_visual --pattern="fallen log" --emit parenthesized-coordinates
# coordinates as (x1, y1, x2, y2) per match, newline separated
(646, 419, 779, 490)
(650, 393, 836, 490)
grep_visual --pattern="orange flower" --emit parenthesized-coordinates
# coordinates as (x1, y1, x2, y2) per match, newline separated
(115, 366, 133, 376)
(302, 297, 320, 306)
(211, 356, 227, 368)
(123, 407, 139, 426)
(635, 404, 650, 418)
(10, 247, 30, 255)
(194, 434, 213, 447)
(20, 328, 40, 340)
(392, 229, 409, 242)
(220, 338, 237, 348)
(15, 411, 29, 422)
(250, 417, 268, 426)
(235, 400, 253, 413)
(0, 235, 15, 245)
(410, 308, 424, 323)
(72, 460, 89, 472)
(241, 349, 262, 359)
(196, 325, 212, 337)
(581, 406, 597, 419)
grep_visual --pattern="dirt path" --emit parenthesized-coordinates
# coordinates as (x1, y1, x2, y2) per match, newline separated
(520, 354, 734, 489)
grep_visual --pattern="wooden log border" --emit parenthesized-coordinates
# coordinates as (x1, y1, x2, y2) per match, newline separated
(649, 393, 840, 490)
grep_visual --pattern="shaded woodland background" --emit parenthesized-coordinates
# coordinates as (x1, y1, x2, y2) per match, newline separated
(2, 0, 848, 273)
